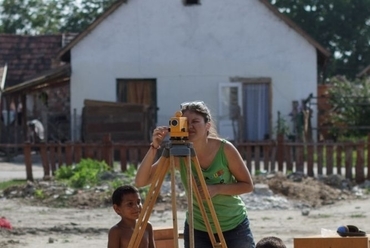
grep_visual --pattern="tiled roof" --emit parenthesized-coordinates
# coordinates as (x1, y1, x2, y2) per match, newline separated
(0, 34, 75, 88)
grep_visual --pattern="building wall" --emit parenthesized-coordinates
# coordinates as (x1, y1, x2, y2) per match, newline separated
(70, 0, 317, 140)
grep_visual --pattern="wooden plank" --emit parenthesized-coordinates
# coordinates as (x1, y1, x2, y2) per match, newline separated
(84, 133, 145, 142)
(294, 235, 369, 248)
(254, 145, 261, 172)
(85, 122, 143, 132)
(306, 144, 314, 177)
(345, 142, 353, 179)
(356, 142, 365, 183)
(317, 144, 323, 175)
(84, 99, 149, 109)
(336, 145, 343, 175)
(326, 144, 333, 175)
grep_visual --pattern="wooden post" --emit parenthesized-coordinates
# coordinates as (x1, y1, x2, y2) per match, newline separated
(296, 143, 304, 173)
(336, 144, 343, 176)
(102, 134, 113, 168)
(317, 144, 323, 175)
(254, 145, 261, 172)
(355, 141, 365, 183)
(345, 142, 353, 180)
(120, 145, 127, 172)
(57, 144, 64, 167)
(246, 145, 252, 172)
(40, 142, 50, 178)
(367, 133, 370, 180)
(85, 144, 94, 159)
(276, 133, 285, 172)
(74, 141, 82, 164)
(285, 143, 293, 173)
(306, 144, 314, 177)
(263, 144, 271, 172)
(65, 142, 73, 166)
(49, 142, 56, 175)
(326, 143, 333, 175)
(23, 142, 33, 181)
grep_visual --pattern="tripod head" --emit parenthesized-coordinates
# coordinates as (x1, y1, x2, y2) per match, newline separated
(168, 111, 189, 140)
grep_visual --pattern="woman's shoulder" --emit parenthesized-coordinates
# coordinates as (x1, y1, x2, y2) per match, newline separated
(209, 137, 233, 146)
(208, 138, 234, 151)
(210, 138, 238, 154)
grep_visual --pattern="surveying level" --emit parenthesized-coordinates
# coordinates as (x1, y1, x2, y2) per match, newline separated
(168, 111, 189, 140)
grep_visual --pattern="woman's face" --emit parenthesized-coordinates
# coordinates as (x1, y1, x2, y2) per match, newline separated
(182, 110, 210, 141)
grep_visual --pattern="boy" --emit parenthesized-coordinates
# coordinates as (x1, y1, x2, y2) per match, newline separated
(256, 236, 286, 248)
(108, 185, 156, 248)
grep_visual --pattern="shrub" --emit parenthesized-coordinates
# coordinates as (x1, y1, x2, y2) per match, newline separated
(55, 159, 110, 188)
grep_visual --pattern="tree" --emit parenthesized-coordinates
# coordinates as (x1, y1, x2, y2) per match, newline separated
(270, 0, 370, 80)
(327, 76, 370, 138)
(0, 0, 117, 34)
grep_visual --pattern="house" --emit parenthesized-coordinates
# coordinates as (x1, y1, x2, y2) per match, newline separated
(0, 34, 74, 144)
(58, 0, 328, 142)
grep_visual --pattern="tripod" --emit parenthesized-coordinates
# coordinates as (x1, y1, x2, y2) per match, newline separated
(128, 140, 228, 248)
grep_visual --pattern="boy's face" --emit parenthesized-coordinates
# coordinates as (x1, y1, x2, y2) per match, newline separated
(113, 193, 142, 220)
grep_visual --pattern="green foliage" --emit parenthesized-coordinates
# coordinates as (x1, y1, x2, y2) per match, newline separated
(34, 189, 45, 199)
(327, 76, 370, 138)
(0, 0, 117, 34)
(0, 179, 26, 190)
(274, 113, 291, 137)
(270, 0, 370, 80)
(55, 159, 110, 188)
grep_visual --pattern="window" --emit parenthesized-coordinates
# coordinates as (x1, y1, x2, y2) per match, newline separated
(183, 0, 200, 6)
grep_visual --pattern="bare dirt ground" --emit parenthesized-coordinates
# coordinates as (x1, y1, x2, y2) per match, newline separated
(1, 161, 370, 248)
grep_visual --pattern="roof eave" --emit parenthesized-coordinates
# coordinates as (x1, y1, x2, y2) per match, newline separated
(3, 64, 71, 94)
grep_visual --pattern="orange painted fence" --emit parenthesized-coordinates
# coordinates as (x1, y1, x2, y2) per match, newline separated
(6, 134, 370, 183)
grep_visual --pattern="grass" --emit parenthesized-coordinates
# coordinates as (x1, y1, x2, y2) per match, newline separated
(350, 214, 366, 218)
(310, 214, 332, 219)
(0, 179, 27, 190)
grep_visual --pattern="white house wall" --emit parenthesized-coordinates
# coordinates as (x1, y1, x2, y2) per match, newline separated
(70, 0, 318, 140)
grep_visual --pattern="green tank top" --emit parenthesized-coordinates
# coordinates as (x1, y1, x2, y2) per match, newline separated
(179, 140, 247, 233)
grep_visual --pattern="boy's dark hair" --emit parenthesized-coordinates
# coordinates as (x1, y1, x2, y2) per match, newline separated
(112, 185, 139, 206)
(256, 236, 286, 248)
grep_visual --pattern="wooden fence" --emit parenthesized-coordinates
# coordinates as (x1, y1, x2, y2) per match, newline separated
(5, 134, 370, 183)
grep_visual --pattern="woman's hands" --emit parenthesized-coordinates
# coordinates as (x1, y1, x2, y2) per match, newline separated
(151, 126, 169, 148)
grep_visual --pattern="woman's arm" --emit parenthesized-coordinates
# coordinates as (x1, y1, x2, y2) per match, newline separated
(207, 141, 254, 197)
(135, 126, 169, 187)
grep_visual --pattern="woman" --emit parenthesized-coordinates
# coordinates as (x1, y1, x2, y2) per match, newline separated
(135, 101, 255, 248)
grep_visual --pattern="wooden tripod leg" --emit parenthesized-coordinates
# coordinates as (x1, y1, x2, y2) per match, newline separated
(170, 156, 179, 248)
(128, 156, 170, 248)
(184, 154, 195, 248)
(191, 156, 228, 248)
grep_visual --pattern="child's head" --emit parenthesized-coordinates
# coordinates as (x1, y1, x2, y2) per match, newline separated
(112, 185, 142, 220)
(256, 236, 286, 248)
